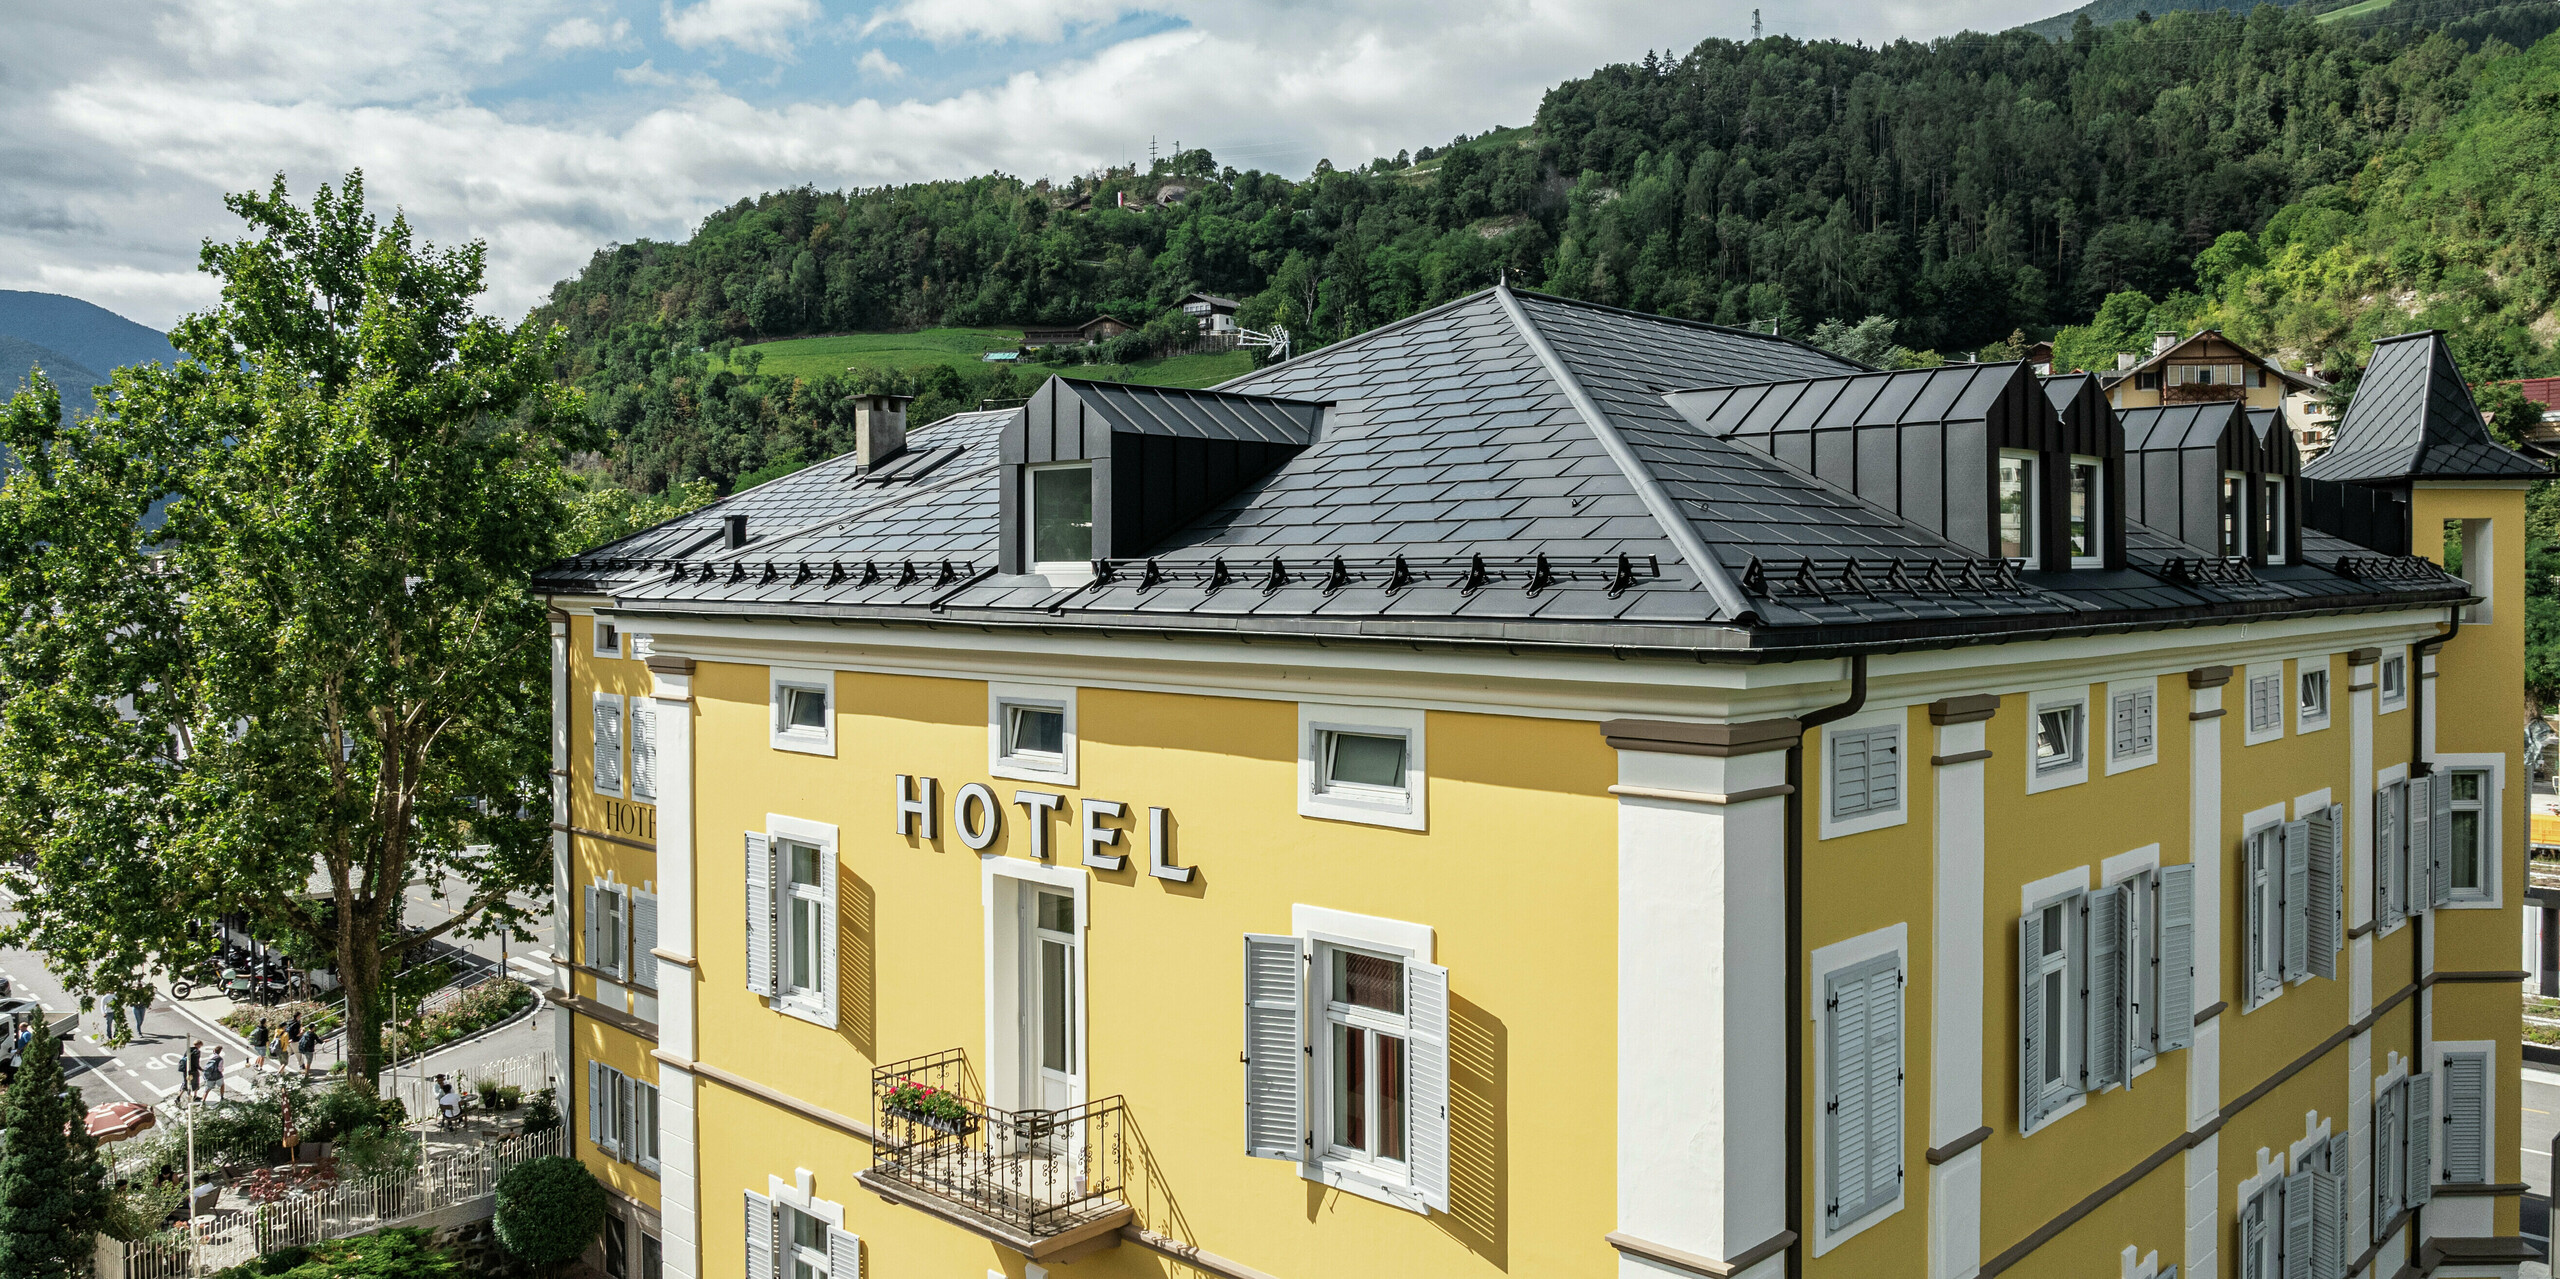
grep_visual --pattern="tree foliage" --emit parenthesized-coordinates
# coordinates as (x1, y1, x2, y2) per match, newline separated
(492, 1156, 606, 1272)
(0, 172, 586, 1083)
(0, 1028, 110, 1277)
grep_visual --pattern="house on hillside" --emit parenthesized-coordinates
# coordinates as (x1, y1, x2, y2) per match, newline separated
(2486, 376, 2560, 458)
(1019, 315, 1134, 347)
(1178, 291, 1240, 334)
(2099, 329, 2334, 454)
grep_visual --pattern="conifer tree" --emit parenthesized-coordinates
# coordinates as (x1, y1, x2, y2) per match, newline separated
(0, 1027, 110, 1277)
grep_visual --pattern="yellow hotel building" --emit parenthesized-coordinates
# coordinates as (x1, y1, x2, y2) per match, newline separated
(533, 294, 2538, 1279)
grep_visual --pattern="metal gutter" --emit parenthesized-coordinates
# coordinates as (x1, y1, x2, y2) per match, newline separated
(1784, 657, 1869, 1278)
(1493, 284, 1762, 625)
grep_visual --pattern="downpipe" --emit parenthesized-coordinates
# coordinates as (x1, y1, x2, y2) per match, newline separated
(1785, 654, 1868, 1276)
(2407, 603, 2459, 1266)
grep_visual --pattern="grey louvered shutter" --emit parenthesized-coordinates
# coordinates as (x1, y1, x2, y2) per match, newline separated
(2242, 1187, 2271, 1279)
(2407, 779, 2431, 916)
(606, 888, 628, 980)
(1833, 731, 1870, 818)
(2406, 1071, 2434, 1208)
(1869, 730, 1900, 812)
(827, 1227, 861, 1279)
(2283, 1169, 2315, 1279)
(2020, 907, 2048, 1130)
(1407, 959, 1451, 1213)
(1242, 934, 1304, 1161)
(614, 1071, 634, 1158)
(2282, 818, 2311, 980)
(2429, 769, 2454, 909)
(593, 695, 621, 795)
(630, 698, 657, 801)
(2374, 1083, 2399, 1237)
(2306, 805, 2341, 980)
(2135, 691, 2154, 754)
(2373, 783, 2398, 928)
(2113, 694, 2137, 756)
(582, 885, 603, 972)
(2443, 1052, 2488, 1183)
(744, 832, 777, 997)
(588, 1061, 608, 1152)
(2247, 829, 2274, 1001)
(817, 846, 840, 1028)
(2315, 1137, 2348, 1279)
(2157, 864, 2196, 1052)
(1827, 956, 1902, 1226)
(744, 1191, 776, 1279)
(631, 891, 658, 991)
(2087, 885, 2128, 1088)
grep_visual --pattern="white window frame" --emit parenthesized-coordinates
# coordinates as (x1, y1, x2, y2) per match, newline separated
(2379, 651, 2408, 712)
(587, 1062, 660, 1176)
(1819, 706, 1909, 839)
(769, 667, 836, 758)
(2025, 687, 2090, 794)
(1291, 905, 1436, 1214)
(1809, 923, 1908, 1255)
(1298, 703, 1427, 832)
(2020, 866, 2090, 1135)
(2105, 679, 2159, 775)
(592, 692, 627, 799)
(1314, 941, 1415, 1181)
(2220, 471, 2247, 558)
(757, 1174, 854, 1279)
(2240, 817, 2286, 1009)
(767, 812, 839, 1028)
(2262, 475, 2288, 565)
(2436, 753, 2503, 908)
(1997, 449, 2039, 565)
(1026, 461, 1097, 575)
(594, 617, 622, 658)
(988, 682, 1078, 785)
(2374, 766, 2412, 938)
(2065, 454, 2104, 569)
(2100, 844, 2164, 1085)
(2241, 665, 2285, 745)
(2295, 662, 2331, 734)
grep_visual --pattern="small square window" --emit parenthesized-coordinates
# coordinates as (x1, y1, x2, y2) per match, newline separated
(2034, 705, 2081, 773)
(1299, 705, 1426, 831)
(2380, 655, 2407, 706)
(2299, 668, 2329, 722)
(782, 687, 827, 732)
(770, 671, 835, 756)
(2245, 672, 2283, 738)
(595, 621, 621, 657)
(990, 684, 1077, 783)
(1005, 704, 1065, 762)
(2109, 690, 2155, 764)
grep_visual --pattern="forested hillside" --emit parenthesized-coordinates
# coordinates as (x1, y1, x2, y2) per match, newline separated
(539, 1, 2560, 495)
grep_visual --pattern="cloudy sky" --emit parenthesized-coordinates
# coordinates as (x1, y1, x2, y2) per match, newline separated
(3, 0, 2060, 331)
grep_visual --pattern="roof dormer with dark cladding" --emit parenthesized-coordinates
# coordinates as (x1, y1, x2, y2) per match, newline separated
(2299, 329, 2547, 554)
(534, 287, 2471, 656)
(1663, 360, 2126, 572)
(2118, 399, 2299, 566)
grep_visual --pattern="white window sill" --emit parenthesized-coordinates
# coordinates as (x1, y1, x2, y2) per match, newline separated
(2023, 1090, 2087, 1137)
(1820, 805, 1907, 841)
(2378, 699, 2407, 716)
(770, 994, 833, 1027)
(992, 755, 1072, 785)
(1302, 1159, 1425, 1215)
(1816, 1193, 1905, 1256)
(2104, 751, 2157, 777)
(770, 730, 834, 758)
(2297, 716, 2331, 735)
(2025, 763, 2087, 795)
(1301, 789, 1424, 832)
(2441, 896, 2501, 909)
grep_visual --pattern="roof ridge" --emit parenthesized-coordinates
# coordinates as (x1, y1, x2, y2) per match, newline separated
(1494, 284, 1759, 625)
(1505, 287, 1876, 371)
(1667, 358, 2024, 399)
(1211, 289, 1511, 391)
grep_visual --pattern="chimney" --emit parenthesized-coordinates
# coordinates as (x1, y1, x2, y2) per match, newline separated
(854, 394, 914, 470)
(2152, 330, 2179, 357)
(724, 513, 749, 549)
(2117, 352, 2137, 371)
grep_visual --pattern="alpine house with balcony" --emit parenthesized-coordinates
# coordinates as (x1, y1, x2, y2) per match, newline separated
(531, 288, 2535, 1279)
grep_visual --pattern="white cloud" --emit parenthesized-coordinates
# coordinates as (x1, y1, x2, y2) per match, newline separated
(864, 0, 1162, 45)
(661, 0, 819, 57)
(544, 16, 631, 51)
(0, 0, 2064, 330)
(856, 48, 905, 79)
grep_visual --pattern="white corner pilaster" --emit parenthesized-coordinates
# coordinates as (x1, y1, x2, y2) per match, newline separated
(647, 653, 701, 1279)
(1928, 696, 1992, 1279)
(2185, 668, 2226, 1279)
(1607, 718, 1796, 1279)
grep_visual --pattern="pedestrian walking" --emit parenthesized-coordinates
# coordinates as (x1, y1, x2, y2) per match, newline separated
(201, 1045, 224, 1101)
(128, 988, 149, 1040)
(182, 1039, 201, 1094)
(297, 1026, 318, 1075)
(248, 1019, 269, 1071)
(283, 1010, 300, 1045)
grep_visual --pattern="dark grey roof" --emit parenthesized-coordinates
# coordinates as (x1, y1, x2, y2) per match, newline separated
(2120, 403, 2245, 453)
(1665, 362, 2021, 441)
(2299, 331, 2547, 482)
(534, 288, 2469, 655)
(1045, 380, 1322, 445)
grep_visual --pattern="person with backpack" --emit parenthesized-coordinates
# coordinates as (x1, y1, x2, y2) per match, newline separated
(297, 1025, 319, 1075)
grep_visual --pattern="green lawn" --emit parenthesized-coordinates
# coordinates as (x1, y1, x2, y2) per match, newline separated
(1055, 350, 1255, 390)
(718, 328, 1026, 379)
(2314, 0, 2391, 22)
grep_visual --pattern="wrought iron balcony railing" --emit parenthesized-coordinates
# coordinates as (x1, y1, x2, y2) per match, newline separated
(861, 1050, 1129, 1252)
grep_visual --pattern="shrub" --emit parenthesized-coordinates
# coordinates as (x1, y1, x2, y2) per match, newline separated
(209, 1227, 459, 1277)
(520, 1087, 560, 1136)
(492, 1157, 607, 1272)
(194, 1097, 287, 1168)
(334, 1124, 420, 1182)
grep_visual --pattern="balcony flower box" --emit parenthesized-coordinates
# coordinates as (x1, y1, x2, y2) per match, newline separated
(881, 1079, 979, 1137)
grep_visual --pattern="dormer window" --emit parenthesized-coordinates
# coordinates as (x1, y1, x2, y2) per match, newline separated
(1998, 452, 2037, 563)
(1028, 463, 1094, 570)
(2066, 456, 2102, 568)
(2219, 472, 2246, 557)
(2261, 476, 2287, 565)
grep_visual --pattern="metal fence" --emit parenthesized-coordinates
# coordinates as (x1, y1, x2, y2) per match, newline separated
(117, 1126, 565, 1278)
(869, 1049, 1127, 1239)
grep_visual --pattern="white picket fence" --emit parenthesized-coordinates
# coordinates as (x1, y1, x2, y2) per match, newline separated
(115, 1127, 566, 1278)
(383, 1050, 555, 1125)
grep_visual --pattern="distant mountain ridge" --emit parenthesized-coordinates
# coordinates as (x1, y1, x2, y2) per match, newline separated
(2019, 0, 2271, 40)
(0, 291, 179, 419)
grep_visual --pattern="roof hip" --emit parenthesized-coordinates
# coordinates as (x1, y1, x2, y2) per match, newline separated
(1493, 284, 1759, 625)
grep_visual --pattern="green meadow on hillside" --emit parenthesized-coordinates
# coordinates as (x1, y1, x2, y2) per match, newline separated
(718, 328, 1024, 379)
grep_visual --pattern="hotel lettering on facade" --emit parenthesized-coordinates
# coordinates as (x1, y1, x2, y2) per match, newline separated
(533, 292, 2538, 1279)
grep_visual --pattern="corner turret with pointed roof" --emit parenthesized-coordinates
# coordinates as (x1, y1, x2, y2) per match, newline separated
(2299, 330, 2546, 483)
